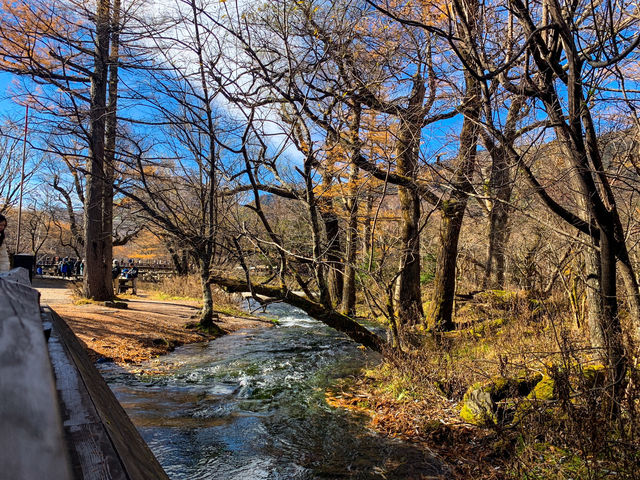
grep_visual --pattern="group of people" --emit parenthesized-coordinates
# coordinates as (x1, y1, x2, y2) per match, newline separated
(54, 257, 83, 278)
(0, 215, 143, 291)
(112, 259, 139, 294)
(0, 215, 82, 277)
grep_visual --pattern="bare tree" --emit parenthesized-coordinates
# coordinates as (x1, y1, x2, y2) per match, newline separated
(374, 0, 640, 389)
(0, 121, 32, 213)
(0, 0, 151, 299)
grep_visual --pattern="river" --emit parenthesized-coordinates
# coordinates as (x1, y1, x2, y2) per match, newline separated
(100, 301, 445, 479)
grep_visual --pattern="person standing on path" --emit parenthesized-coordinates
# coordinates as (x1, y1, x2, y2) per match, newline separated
(112, 260, 121, 294)
(0, 214, 9, 272)
(125, 259, 139, 295)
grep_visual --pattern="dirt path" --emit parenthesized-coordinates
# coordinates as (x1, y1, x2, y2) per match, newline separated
(35, 276, 75, 305)
(33, 277, 271, 364)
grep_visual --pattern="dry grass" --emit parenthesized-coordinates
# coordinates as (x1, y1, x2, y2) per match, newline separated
(139, 274, 242, 309)
(332, 291, 640, 479)
(140, 274, 203, 300)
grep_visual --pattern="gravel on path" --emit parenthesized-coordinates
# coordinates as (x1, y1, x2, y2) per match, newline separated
(33, 276, 74, 305)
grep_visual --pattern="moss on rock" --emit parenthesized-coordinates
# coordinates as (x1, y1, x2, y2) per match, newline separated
(528, 375, 555, 401)
(461, 387, 495, 425)
(460, 373, 542, 426)
(581, 365, 606, 390)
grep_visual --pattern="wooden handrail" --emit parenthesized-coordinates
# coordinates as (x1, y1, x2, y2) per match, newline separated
(0, 268, 73, 479)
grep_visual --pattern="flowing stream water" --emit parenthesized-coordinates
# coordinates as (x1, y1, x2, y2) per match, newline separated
(100, 302, 444, 479)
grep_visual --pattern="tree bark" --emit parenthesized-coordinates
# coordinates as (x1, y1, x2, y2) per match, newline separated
(598, 224, 626, 399)
(426, 71, 481, 331)
(483, 146, 512, 289)
(168, 246, 189, 276)
(103, 0, 121, 296)
(427, 200, 465, 331)
(83, 0, 112, 301)
(198, 256, 222, 333)
(341, 162, 359, 316)
(363, 192, 374, 265)
(210, 275, 387, 352)
(341, 105, 362, 316)
(319, 172, 343, 306)
(322, 209, 343, 306)
(394, 78, 426, 325)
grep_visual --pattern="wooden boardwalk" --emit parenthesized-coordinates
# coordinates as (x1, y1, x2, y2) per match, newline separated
(0, 268, 169, 480)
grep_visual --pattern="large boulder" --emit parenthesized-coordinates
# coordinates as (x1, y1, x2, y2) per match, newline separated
(528, 375, 555, 400)
(460, 386, 496, 425)
(460, 374, 542, 426)
(513, 365, 606, 424)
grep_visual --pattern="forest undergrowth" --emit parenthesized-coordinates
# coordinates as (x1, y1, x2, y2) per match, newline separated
(328, 290, 640, 480)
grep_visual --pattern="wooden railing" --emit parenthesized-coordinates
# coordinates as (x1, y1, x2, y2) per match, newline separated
(0, 268, 169, 480)
(0, 268, 73, 479)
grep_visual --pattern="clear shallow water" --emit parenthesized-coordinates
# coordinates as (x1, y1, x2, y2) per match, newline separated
(100, 302, 444, 479)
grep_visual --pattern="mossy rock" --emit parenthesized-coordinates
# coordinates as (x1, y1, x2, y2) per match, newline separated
(514, 366, 607, 425)
(581, 365, 606, 390)
(526, 365, 605, 401)
(470, 318, 506, 337)
(461, 387, 496, 425)
(511, 376, 555, 425)
(477, 289, 518, 308)
(528, 375, 556, 401)
(460, 373, 542, 426)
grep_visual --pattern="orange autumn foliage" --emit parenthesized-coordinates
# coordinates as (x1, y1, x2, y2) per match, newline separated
(0, 0, 81, 76)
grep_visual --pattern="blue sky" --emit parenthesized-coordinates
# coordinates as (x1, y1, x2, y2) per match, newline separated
(0, 73, 25, 119)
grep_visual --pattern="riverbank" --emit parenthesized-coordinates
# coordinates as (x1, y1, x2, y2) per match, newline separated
(326, 366, 505, 479)
(326, 289, 640, 480)
(35, 277, 272, 364)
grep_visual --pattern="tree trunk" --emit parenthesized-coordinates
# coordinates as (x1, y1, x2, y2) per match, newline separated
(318, 154, 344, 307)
(570, 154, 626, 391)
(168, 246, 189, 276)
(305, 155, 331, 307)
(483, 147, 512, 289)
(494, 213, 509, 287)
(394, 79, 426, 326)
(320, 204, 343, 306)
(583, 243, 606, 349)
(363, 192, 374, 264)
(484, 203, 510, 289)
(598, 224, 627, 399)
(394, 186, 423, 325)
(341, 107, 362, 316)
(83, 0, 112, 301)
(426, 201, 465, 331)
(341, 163, 359, 316)
(426, 71, 480, 331)
(102, 0, 120, 296)
(198, 256, 222, 333)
